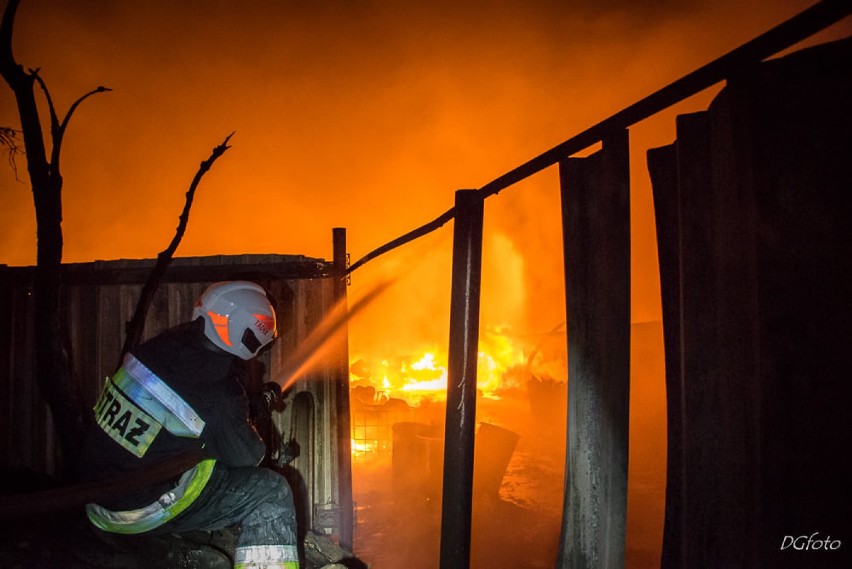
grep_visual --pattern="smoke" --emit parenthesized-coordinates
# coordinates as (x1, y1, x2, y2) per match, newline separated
(3, 0, 840, 269)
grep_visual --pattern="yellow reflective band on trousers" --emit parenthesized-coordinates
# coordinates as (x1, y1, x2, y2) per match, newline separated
(234, 544, 299, 568)
(85, 458, 216, 534)
(234, 563, 299, 569)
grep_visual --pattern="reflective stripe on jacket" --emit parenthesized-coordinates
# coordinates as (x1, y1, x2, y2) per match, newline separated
(92, 353, 206, 458)
(86, 458, 216, 534)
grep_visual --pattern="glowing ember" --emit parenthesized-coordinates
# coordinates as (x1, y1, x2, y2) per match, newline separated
(351, 439, 378, 456)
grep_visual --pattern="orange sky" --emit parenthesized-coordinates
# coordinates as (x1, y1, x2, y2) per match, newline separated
(1, 0, 850, 351)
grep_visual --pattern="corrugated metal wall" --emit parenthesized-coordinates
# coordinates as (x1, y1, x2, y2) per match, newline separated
(649, 39, 852, 567)
(0, 253, 347, 536)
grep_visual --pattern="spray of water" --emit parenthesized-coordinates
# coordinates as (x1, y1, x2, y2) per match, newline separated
(273, 276, 396, 391)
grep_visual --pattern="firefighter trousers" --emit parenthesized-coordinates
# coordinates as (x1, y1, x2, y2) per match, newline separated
(152, 463, 299, 568)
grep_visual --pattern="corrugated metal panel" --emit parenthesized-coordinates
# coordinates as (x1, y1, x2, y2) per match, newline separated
(0, 253, 345, 536)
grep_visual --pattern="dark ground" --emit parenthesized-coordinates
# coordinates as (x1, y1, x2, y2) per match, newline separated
(1, 510, 233, 569)
(0, 495, 364, 569)
(0, 511, 368, 569)
(0, 463, 368, 569)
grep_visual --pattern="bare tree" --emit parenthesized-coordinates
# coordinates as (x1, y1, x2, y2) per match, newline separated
(1, 1, 236, 473)
(1, 0, 111, 465)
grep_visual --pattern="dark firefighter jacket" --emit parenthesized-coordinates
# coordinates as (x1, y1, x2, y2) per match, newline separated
(76, 318, 266, 510)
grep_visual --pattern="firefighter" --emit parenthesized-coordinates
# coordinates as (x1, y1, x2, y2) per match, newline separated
(76, 280, 299, 569)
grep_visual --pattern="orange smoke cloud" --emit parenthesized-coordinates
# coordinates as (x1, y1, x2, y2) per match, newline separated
(4, 1, 845, 278)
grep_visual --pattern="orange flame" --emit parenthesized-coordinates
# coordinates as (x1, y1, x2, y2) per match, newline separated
(349, 324, 529, 406)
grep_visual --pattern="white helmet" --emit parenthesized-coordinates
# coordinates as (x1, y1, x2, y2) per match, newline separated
(192, 281, 278, 360)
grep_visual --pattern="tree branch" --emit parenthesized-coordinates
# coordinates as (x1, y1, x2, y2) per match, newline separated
(54, 84, 111, 167)
(30, 70, 111, 169)
(30, 68, 59, 137)
(0, 125, 24, 179)
(0, 0, 21, 72)
(119, 133, 235, 362)
(1, 0, 48, 178)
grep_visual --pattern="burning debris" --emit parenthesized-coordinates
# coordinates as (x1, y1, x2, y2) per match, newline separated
(347, 325, 568, 568)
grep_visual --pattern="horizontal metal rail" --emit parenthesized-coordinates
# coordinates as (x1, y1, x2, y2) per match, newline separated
(346, 0, 850, 276)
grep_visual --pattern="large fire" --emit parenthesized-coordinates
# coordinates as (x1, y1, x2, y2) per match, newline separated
(348, 321, 572, 569)
(350, 325, 529, 405)
(348, 324, 567, 461)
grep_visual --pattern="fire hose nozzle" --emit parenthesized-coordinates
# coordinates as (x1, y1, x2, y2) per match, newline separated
(250, 382, 284, 421)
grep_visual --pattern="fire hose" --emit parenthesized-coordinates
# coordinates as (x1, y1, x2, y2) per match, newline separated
(0, 448, 209, 522)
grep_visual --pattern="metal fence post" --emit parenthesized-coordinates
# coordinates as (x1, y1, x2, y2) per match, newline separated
(440, 189, 484, 569)
(332, 227, 354, 548)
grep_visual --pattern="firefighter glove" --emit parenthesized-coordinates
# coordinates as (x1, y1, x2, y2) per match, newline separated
(250, 382, 283, 422)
